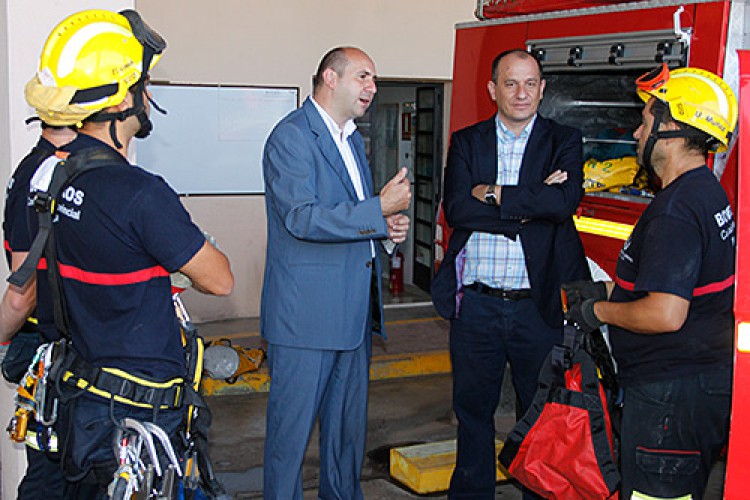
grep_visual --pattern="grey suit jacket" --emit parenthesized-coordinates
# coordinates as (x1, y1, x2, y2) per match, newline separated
(261, 97, 388, 349)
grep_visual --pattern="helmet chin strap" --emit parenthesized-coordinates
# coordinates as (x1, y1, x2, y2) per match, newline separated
(131, 79, 165, 140)
(87, 47, 167, 149)
(642, 106, 664, 188)
(641, 101, 713, 190)
(641, 104, 663, 188)
(92, 95, 147, 150)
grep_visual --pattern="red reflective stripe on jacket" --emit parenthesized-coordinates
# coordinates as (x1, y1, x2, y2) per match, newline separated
(693, 275, 735, 297)
(615, 275, 734, 297)
(614, 276, 635, 291)
(37, 257, 168, 285)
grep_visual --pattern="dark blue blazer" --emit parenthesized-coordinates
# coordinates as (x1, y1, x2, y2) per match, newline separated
(431, 114, 590, 327)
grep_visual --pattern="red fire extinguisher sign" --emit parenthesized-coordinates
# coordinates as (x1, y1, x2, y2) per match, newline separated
(390, 250, 404, 295)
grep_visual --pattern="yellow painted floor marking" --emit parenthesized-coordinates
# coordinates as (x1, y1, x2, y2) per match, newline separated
(202, 316, 445, 341)
(201, 350, 451, 396)
(204, 331, 261, 341)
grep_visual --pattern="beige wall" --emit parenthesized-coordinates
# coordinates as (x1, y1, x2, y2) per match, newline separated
(136, 1, 475, 321)
(0, 1, 473, 493)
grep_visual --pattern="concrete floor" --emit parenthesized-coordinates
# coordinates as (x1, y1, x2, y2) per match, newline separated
(0, 285, 524, 499)
(201, 284, 524, 499)
(0, 284, 726, 499)
(206, 374, 523, 499)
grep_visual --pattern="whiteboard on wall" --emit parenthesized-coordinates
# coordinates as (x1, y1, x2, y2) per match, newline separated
(136, 84, 299, 195)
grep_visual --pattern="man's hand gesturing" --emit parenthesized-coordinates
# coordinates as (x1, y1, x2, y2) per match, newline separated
(380, 167, 411, 216)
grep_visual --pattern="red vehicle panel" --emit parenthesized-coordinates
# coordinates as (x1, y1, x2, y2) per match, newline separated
(447, 1, 747, 494)
(451, 23, 527, 133)
(726, 49, 750, 500)
(449, 1, 736, 278)
(525, 5, 682, 40)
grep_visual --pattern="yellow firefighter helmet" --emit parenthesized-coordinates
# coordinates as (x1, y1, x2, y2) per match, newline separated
(25, 9, 165, 126)
(636, 63, 737, 152)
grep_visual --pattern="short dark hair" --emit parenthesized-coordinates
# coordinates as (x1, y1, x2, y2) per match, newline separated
(491, 49, 543, 83)
(313, 47, 351, 90)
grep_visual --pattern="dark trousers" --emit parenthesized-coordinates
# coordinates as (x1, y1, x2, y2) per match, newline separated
(60, 397, 184, 499)
(620, 365, 732, 500)
(448, 287, 562, 500)
(17, 446, 66, 500)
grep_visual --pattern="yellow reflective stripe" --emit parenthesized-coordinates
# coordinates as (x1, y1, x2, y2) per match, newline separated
(25, 430, 58, 452)
(82, 384, 178, 409)
(631, 490, 692, 500)
(26, 317, 38, 324)
(574, 216, 634, 241)
(62, 370, 183, 409)
(193, 339, 204, 391)
(101, 367, 183, 389)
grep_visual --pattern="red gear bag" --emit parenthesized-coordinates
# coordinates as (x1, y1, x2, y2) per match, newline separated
(498, 324, 620, 499)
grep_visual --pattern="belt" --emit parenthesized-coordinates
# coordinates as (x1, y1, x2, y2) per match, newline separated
(466, 282, 531, 301)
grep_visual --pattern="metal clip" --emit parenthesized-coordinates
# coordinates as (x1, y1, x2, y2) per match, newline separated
(117, 418, 162, 477)
(143, 422, 183, 477)
(673, 6, 691, 48)
(568, 46, 583, 67)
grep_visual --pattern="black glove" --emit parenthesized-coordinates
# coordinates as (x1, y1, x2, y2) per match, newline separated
(567, 298, 603, 332)
(562, 280, 608, 306)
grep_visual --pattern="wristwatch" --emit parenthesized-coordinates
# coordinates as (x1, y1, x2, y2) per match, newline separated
(484, 185, 498, 206)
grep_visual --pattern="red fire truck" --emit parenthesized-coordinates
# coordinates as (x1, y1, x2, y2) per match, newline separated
(444, 0, 749, 497)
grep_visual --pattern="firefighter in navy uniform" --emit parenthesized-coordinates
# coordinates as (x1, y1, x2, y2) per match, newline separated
(1, 125, 74, 342)
(564, 64, 737, 499)
(0, 123, 76, 499)
(15, 9, 234, 498)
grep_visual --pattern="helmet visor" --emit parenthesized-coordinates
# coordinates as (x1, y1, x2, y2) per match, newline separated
(636, 63, 670, 93)
(119, 9, 166, 55)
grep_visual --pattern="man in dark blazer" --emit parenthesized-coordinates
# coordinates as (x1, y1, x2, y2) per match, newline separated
(431, 49, 589, 499)
(261, 47, 411, 499)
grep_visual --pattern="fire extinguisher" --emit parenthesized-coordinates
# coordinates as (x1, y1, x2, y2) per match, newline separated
(389, 250, 404, 295)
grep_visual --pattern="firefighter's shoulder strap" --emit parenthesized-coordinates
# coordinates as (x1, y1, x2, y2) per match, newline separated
(4, 143, 57, 264)
(16, 143, 58, 175)
(8, 146, 125, 336)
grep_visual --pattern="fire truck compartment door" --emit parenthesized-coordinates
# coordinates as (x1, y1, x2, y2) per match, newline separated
(528, 29, 688, 72)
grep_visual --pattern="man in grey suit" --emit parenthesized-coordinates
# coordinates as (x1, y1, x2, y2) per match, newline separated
(261, 46, 411, 499)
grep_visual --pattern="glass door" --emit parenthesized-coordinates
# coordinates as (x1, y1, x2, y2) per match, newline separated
(413, 86, 443, 291)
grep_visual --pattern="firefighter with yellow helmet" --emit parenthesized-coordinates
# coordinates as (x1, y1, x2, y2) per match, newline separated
(12, 9, 234, 498)
(564, 64, 737, 499)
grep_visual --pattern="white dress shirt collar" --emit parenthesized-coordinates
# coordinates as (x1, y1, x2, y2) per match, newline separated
(311, 97, 357, 141)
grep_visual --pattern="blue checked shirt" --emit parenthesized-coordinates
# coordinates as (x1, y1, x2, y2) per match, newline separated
(461, 115, 535, 290)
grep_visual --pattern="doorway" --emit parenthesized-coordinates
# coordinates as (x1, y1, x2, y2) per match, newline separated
(358, 81, 444, 293)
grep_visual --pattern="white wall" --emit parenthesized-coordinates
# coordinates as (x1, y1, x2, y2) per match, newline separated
(135, 0, 475, 321)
